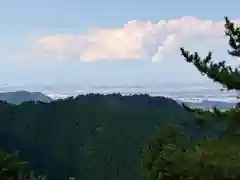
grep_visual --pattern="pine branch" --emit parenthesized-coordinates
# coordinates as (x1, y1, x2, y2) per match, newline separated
(180, 17, 240, 90)
(225, 17, 240, 57)
(180, 48, 240, 90)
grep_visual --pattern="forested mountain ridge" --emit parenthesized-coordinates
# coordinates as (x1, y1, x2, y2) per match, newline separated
(0, 93, 199, 180)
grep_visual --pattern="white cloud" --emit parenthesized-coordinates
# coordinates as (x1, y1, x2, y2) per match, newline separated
(37, 16, 240, 62)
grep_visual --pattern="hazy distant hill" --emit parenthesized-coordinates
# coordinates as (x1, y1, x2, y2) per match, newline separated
(0, 91, 52, 104)
(0, 90, 235, 109)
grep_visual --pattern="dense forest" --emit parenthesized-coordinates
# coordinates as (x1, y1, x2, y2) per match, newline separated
(1, 16, 240, 180)
(0, 93, 198, 180)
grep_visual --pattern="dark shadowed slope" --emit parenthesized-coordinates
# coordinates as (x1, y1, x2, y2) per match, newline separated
(0, 93, 194, 180)
(0, 93, 228, 180)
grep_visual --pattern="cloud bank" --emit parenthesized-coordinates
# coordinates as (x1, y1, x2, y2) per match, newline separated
(37, 16, 240, 62)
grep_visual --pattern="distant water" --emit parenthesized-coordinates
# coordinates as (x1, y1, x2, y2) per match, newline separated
(43, 86, 238, 104)
(0, 84, 238, 107)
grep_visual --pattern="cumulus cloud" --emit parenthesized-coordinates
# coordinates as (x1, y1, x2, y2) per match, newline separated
(37, 16, 240, 62)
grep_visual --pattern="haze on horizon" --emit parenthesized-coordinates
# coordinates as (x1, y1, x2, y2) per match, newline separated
(0, 0, 240, 87)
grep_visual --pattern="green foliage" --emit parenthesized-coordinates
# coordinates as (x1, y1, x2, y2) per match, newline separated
(0, 150, 48, 180)
(0, 94, 187, 180)
(139, 123, 191, 180)
(0, 150, 26, 179)
(141, 123, 240, 180)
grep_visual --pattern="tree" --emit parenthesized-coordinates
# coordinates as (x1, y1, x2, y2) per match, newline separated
(181, 17, 240, 101)
(140, 17, 240, 180)
(139, 123, 191, 180)
(0, 149, 76, 179)
(180, 17, 240, 127)
(141, 132, 240, 180)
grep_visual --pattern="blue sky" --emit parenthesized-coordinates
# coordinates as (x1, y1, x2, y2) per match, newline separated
(0, 0, 239, 86)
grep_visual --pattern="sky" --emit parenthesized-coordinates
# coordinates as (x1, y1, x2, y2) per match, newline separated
(0, 0, 240, 86)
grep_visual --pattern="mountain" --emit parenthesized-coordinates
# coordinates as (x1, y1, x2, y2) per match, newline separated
(0, 93, 229, 180)
(0, 91, 52, 104)
(0, 93, 200, 180)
